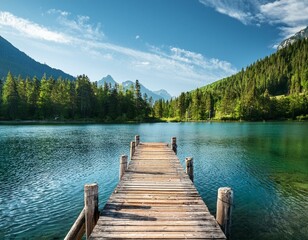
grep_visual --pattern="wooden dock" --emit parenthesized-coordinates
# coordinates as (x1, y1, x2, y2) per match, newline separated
(89, 141, 227, 239)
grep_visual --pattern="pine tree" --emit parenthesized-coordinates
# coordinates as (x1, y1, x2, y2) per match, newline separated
(0, 77, 3, 118)
(17, 75, 27, 119)
(38, 74, 54, 119)
(178, 92, 186, 120)
(25, 76, 39, 118)
(2, 72, 19, 119)
(135, 80, 143, 119)
(76, 75, 95, 118)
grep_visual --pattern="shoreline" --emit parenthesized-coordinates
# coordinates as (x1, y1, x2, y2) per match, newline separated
(0, 120, 150, 125)
(0, 118, 306, 125)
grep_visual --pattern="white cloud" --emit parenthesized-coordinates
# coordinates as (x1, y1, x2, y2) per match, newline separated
(279, 25, 307, 39)
(47, 9, 104, 41)
(260, 0, 308, 24)
(0, 10, 237, 94)
(199, 0, 259, 25)
(76, 40, 236, 91)
(136, 35, 140, 40)
(199, 0, 308, 39)
(260, 0, 308, 38)
(47, 9, 70, 17)
(0, 11, 70, 43)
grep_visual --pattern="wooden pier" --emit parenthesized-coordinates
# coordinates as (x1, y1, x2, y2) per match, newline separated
(65, 137, 232, 240)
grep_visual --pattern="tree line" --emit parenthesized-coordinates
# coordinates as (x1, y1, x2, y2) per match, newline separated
(153, 39, 308, 121)
(1, 39, 307, 122)
(0, 73, 152, 121)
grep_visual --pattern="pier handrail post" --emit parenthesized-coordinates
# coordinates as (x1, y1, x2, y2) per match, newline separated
(130, 141, 136, 160)
(84, 183, 99, 239)
(185, 157, 194, 182)
(135, 135, 140, 146)
(171, 137, 177, 154)
(216, 187, 233, 238)
(64, 208, 85, 240)
(119, 155, 128, 180)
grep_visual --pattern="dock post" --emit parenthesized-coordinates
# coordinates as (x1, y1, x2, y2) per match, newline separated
(216, 187, 233, 238)
(130, 141, 136, 160)
(119, 155, 128, 180)
(185, 157, 194, 182)
(84, 183, 99, 239)
(135, 135, 140, 146)
(171, 137, 177, 154)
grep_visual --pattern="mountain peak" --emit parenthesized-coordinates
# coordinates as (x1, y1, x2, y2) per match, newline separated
(97, 75, 117, 86)
(153, 89, 172, 100)
(277, 26, 308, 50)
(0, 36, 75, 80)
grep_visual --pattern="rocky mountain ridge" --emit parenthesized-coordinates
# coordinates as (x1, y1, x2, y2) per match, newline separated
(277, 26, 308, 50)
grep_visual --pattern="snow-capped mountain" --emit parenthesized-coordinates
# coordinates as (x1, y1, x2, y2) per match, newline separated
(97, 75, 171, 101)
(277, 26, 308, 50)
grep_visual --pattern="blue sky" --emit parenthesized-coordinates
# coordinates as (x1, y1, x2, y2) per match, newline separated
(0, 0, 307, 95)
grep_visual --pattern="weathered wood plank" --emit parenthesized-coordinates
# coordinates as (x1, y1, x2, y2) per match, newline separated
(95, 220, 219, 226)
(99, 215, 219, 221)
(90, 231, 225, 239)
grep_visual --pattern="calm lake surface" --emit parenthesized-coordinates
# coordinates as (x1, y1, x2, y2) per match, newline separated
(0, 122, 307, 240)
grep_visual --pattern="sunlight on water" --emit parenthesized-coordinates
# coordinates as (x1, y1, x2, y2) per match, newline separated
(0, 122, 307, 239)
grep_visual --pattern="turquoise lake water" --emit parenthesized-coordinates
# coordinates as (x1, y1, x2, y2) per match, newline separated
(0, 122, 307, 239)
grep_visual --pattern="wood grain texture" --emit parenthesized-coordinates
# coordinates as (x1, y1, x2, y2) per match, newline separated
(90, 142, 226, 239)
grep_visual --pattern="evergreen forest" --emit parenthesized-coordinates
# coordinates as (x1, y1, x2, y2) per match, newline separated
(0, 39, 308, 122)
(153, 39, 308, 121)
(0, 74, 151, 121)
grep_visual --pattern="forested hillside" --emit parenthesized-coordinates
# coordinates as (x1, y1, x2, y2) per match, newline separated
(0, 36, 74, 80)
(153, 39, 308, 121)
(0, 73, 151, 121)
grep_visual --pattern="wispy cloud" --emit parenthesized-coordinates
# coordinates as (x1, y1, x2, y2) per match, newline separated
(47, 9, 70, 17)
(69, 39, 236, 91)
(86, 41, 237, 79)
(0, 11, 70, 43)
(45, 9, 237, 85)
(47, 9, 104, 41)
(260, 0, 308, 38)
(199, 0, 308, 39)
(199, 0, 260, 25)
(0, 10, 237, 94)
(151, 46, 236, 79)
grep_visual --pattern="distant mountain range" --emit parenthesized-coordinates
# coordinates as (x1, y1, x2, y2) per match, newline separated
(0, 35, 172, 101)
(277, 26, 308, 50)
(0, 36, 75, 80)
(97, 75, 172, 101)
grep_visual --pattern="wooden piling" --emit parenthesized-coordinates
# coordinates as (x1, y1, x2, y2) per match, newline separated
(84, 183, 99, 239)
(130, 141, 136, 160)
(171, 137, 177, 154)
(185, 157, 194, 182)
(119, 155, 128, 180)
(135, 135, 140, 146)
(216, 187, 233, 238)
